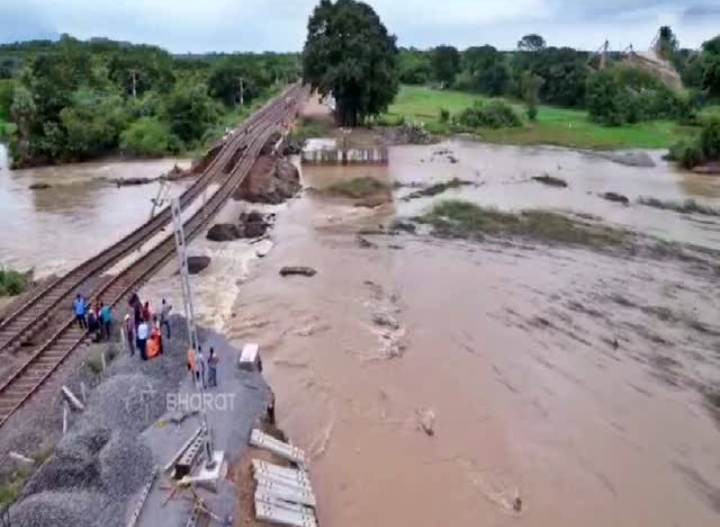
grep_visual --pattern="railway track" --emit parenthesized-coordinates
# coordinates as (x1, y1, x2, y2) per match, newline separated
(0, 85, 300, 356)
(0, 84, 307, 426)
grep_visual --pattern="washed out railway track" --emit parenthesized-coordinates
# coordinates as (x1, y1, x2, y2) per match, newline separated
(0, 85, 300, 358)
(0, 84, 307, 426)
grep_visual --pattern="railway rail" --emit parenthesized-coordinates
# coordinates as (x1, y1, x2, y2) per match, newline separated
(0, 84, 307, 426)
(0, 85, 300, 357)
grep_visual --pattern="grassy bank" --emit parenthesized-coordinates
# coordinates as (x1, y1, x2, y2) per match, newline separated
(417, 200, 627, 249)
(384, 85, 695, 150)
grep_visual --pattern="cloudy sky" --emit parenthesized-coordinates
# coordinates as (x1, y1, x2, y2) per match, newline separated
(0, 0, 718, 52)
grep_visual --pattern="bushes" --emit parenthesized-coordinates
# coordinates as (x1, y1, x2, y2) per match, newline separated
(0, 268, 29, 297)
(120, 117, 173, 157)
(668, 119, 720, 168)
(455, 100, 521, 129)
(587, 69, 695, 126)
(700, 119, 720, 159)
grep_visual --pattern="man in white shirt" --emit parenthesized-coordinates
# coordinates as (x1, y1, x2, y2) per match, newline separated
(137, 320, 149, 360)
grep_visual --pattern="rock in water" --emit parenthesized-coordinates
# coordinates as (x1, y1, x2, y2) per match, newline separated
(110, 177, 155, 187)
(280, 266, 317, 277)
(187, 256, 211, 274)
(235, 157, 301, 204)
(206, 223, 242, 242)
(532, 174, 568, 188)
(417, 408, 436, 436)
(29, 182, 52, 190)
(601, 192, 630, 205)
(357, 236, 378, 249)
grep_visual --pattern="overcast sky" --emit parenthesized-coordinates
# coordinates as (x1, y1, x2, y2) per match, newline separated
(1, 0, 719, 52)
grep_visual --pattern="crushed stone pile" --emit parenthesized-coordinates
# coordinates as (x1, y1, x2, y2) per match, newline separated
(10, 490, 121, 527)
(99, 432, 154, 496)
(10, 315, 193, 525)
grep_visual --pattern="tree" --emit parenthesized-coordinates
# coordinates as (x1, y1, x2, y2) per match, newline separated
(398, 48, 432, 85)
(120, 117, 172, 157)
(9, 85, 36, 164)
(164, 83, 218, 145)
(586, 70, 625, 126)
(207, 61, 259, 106)
(517, 34, 546, 52)
(459, 46, 510, 96)
(656, 26, 679, 61)
(302, 0, 399, 127)
(702, 54, 720, 98)
(431, 45, 460, 87)
(522, 71, 544, 121)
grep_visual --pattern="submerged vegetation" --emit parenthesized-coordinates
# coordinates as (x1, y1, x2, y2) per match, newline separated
(417, 200, 627, 249)
(638, 197, 720, 216)
(325, 176, 390, 198)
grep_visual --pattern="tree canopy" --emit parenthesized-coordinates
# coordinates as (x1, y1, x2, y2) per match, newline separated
(517, 34, 546, 52)
(431, 45, 461, 86)
(302, 0, 399, 127)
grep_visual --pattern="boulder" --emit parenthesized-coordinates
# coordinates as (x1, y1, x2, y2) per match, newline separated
(601, 192, 630, 205)
(243, 221, 268, 238)
(235, 157, 301, 205)
(390, 220, 417, 233)
(187, 256, 211, 275)
(239, 211, 272, 238)
(206, 223, 242, 242)
(280, 266, 317, 277)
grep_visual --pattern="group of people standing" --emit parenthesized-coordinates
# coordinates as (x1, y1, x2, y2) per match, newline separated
(124, 293, 172, 361)
(187, 345, 219, 389)
(73, 294, 113, 342)
(75, 290, 221, 389)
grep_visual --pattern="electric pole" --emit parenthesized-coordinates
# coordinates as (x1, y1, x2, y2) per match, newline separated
(170, 198, 214, 464)
(129, 68, 139, 98)
(237, 77, 244, 107)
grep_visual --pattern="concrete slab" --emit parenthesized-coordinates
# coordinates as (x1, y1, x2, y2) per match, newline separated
(132, 329, 272, 527)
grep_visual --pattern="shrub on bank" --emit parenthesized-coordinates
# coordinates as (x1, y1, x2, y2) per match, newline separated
(668, 119, 720, 169)
(455, 100, 522, 129)
(119, 117, 173, 157)
(0, 268, 29, 297)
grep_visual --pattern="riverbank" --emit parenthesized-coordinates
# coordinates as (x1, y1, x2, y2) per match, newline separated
(383, 85, 699, 150)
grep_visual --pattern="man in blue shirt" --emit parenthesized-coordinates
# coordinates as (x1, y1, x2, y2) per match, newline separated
(73, 294, 87, 329)
(100, 302, 112, 340)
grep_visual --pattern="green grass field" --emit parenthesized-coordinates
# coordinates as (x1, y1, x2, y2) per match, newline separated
(384, 85, 696, 150)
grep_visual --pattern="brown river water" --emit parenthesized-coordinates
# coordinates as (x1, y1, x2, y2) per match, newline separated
(2, 140, 720, 526)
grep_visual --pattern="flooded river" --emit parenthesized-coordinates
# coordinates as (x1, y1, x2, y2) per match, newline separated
(0, 144, 192, 277)
(3, 139, 720, 526)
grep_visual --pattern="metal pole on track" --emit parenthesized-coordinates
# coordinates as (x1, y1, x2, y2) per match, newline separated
(170, 198, 214, 464)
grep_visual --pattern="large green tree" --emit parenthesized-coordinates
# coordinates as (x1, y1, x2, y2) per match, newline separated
(302, 0, 399, 127)
(431, 45, 460, 87)
(517, 34, 546, 52)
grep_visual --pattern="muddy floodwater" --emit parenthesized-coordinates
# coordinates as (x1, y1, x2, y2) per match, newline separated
(0, 144, 192, 277)
(3, 139, 720, 526)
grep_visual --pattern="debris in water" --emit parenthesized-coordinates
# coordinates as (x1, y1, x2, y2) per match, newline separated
(513, 492, 522, 512)
(531, 174, 568, 188)
(601, 192, 630, 205)
(280, 266, 317, 277)
(357, 235, 378, 249)
(372, 312, 400, 330)
(417, 408, 436, 436)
